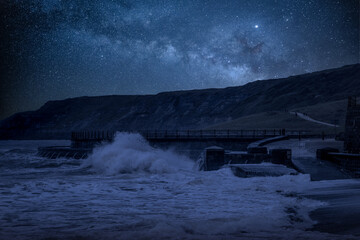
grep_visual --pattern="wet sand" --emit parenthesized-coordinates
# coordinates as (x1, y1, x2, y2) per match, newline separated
(305, 181, 360, 236)
(267, 138, 360, 237)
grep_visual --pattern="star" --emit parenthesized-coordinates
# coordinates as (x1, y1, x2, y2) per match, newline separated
(0, 0, 358, 119)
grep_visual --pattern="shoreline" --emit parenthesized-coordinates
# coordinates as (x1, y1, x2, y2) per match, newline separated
(266, 138, 360, 237)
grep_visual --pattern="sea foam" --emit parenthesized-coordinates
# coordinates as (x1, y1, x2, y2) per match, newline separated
(84, 132, 194, 174)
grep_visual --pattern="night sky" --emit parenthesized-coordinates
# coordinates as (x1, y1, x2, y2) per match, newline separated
(0, 0, 359, 119)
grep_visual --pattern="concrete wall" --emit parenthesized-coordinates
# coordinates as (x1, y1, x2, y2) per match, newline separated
(150, 140, 250, 160)
(344, 96, 360, 153)
(203, 146, 292, 171)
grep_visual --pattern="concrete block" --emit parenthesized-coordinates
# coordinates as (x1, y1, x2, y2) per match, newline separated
(270, 149, 292, 166)
(230, 164, 298, 178)
(316, 147, 339, 161)
(226, 151, 272, 163)
(204, 146, 225, 171)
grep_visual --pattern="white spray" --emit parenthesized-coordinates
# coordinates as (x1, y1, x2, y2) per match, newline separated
(84, 132, 194, 174)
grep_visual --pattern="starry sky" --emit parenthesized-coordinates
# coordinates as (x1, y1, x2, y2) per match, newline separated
(0, 0, 359, 119)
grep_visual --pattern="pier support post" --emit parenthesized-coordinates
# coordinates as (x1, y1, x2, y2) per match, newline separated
(204, 146, 225, 171)
(270, 149, 292, 166)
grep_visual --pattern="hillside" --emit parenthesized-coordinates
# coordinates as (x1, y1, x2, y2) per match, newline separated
(209, 98, 352, 133)
(1, 64, 359, 139)
(292, 99, 348, 127)
(207, 111, 341, 134)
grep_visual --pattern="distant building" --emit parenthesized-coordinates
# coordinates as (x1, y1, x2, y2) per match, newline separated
(344, 96, 360, 153)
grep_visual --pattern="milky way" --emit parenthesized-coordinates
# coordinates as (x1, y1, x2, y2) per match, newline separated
(0, 0, 359, 118)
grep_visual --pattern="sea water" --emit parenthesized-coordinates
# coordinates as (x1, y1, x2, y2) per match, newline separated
(0, 133, 353, 239)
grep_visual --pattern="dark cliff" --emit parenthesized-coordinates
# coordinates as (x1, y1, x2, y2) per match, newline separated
(1, 64, 359, 139)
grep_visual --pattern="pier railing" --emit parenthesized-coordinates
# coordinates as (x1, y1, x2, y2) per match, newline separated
(143, 129, 286, 139)
(71, 129, 315, 142)
(71, 131, 115, 141)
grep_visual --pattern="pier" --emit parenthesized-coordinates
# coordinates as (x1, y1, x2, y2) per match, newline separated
(38, 129, 331, 160)
(70, 129, 317, 159)
(71, 129, 323, 145)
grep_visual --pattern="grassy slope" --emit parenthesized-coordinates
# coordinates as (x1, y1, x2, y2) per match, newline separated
(291, 98, 351, 127)
(206, 110, 342, 134)
(208, 96, 360, 133)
